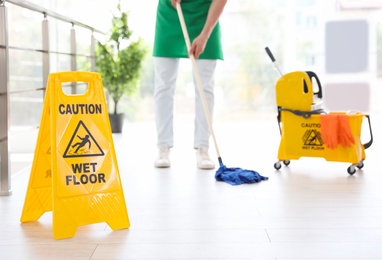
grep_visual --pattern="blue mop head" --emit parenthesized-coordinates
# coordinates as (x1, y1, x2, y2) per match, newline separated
(215, 163, 268, 185)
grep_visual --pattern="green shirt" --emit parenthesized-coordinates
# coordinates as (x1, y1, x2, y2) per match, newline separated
(153, 0, 223, 60)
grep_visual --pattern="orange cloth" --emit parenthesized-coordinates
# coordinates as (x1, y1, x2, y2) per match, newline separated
(320, 114, 339, 149)
(320, 113, 355, 149)
(337, 114, 355, 147)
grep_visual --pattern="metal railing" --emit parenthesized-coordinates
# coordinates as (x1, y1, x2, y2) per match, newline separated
(0, 0, 105, 196)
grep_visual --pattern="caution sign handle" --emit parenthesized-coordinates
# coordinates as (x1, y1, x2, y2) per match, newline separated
(56, 71, 98, 83)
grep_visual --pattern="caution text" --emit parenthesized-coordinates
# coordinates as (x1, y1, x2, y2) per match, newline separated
(59, 103, 102, 115)
(301, 123, 321, 128)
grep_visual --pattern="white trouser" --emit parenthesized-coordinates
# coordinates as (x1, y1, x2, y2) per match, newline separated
(154, 57, 216, 149)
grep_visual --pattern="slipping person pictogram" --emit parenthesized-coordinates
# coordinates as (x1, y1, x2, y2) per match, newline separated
(72, 134, 91, 153)
(303, 129, 323, 146)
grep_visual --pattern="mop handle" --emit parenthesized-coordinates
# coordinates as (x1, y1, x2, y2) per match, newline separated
(176, 3, 222, 160)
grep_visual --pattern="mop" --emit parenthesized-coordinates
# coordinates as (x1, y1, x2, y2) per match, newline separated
(176, 3, 268, 185)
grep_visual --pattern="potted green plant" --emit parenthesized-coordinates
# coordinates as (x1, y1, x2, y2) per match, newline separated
(95, 2, 147, 133)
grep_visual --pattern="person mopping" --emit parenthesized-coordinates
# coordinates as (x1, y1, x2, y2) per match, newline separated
(152, 0, 227, 169)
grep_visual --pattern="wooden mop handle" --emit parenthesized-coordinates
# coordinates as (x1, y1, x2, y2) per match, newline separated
(176, 3, 192, 52)
(176, 3, 222, 160)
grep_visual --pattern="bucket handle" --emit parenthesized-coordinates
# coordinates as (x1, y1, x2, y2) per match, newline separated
(276, 108, 325, 135)
(363, 115, 373, 149)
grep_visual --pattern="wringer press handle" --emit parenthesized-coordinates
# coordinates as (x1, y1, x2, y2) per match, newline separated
(264, 47, 283, 134)
(265, 47, 283, 76)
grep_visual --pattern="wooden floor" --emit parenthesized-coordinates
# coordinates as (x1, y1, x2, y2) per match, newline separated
(1, 114, 382, 259)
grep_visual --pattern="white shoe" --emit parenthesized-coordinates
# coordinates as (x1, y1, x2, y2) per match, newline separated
(196, 147, 215, 170)
(154, 146, 170, 168)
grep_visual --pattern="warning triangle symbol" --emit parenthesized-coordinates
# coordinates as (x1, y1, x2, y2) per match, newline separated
(304, 129, 323, 146)
(63, 120, 104, 158)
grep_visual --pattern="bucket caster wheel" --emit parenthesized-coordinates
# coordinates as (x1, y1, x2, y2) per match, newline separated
(274, 161, 282, 170)
(356, 161, 364, 169)
(283, 160, 290, 166)
(347, 165, 356, 175)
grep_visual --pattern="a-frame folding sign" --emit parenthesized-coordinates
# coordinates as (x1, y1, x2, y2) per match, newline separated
(20, 71, 129, 239)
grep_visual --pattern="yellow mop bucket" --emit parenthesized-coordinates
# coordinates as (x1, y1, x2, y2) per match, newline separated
(273, 71, 373, 174)
(275, 111, 372, 174)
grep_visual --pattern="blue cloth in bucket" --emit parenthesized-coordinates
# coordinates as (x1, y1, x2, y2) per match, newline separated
(215, 163, 268, 185)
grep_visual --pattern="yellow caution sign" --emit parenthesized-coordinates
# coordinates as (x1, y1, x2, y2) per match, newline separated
(20, 71, 129, 239)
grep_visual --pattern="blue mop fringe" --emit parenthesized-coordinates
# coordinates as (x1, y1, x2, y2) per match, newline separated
(215, 163, 268, 185)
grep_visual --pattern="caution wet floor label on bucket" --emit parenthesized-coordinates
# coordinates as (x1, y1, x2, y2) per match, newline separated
(20, 71, 129, 239)
(301, 123, 324, 150)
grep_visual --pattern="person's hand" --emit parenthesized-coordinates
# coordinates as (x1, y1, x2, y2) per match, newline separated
(189, 34, 208, 59)
(171, 0, 181, 9)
